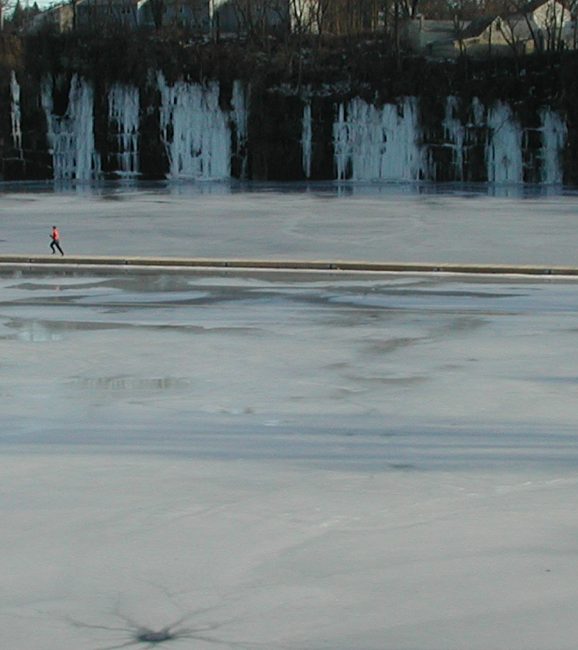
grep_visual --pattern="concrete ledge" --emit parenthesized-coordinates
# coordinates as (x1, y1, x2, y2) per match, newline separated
(0, 255, 578, 277)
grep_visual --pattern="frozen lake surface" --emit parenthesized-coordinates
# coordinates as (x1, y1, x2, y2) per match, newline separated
(1, 182, 578, 266)
(1, 183, 578, 649)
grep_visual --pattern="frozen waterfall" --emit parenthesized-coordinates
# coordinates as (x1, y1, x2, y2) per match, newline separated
(333, 97, 428, 181)
(158, 74, 231, 179)
(442, 96, 465, 181)
(41, 75, 101, 181)
(539, 108, 566, 185)
(108, 83, 140, 176)
(302, 101, 312, 179)
(15, 70, 571, 185)
(486, 102, 523, 183)
(10, 71, 22, 157)
(329, 95, 566, 185)
(231, 80, 249, 178)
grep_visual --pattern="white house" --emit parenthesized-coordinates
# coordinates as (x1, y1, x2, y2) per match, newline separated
(148, 0, 210, 31)
(425, 0, 574, 58)
(212, 0, 289, 37)
(504, 0, 573, 51)
(26, 2, 75, 33)
(74, 0, 212, 31)
(75, 0, 151, 31)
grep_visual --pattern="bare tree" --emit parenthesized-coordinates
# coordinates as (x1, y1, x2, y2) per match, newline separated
(540, 0, 569, 50)
(148, 0, 165, 29)
(318, 0, 383, 35)
(0, 0, 15, 30)
(289, 0, 321, 33)
(399, 0, 420, 17)
(502, 0, 571, 52)
(224, 0, 289, 41)
(310, 0, 331, 36)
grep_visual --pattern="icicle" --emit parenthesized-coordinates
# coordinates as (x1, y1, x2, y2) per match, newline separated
(486, 102, 523, 184)
(471, 97, 485, 126)
(41, 75, 101, 181)
(462, 97, 487, 162)
(333, 103, 350, 180)
(158, 73, 231, 180)
(10, 71, 23, 157)
(231, 80, 249, 179)
(351, 99, 386, 180)
(539, 108, 566, 185)
(442, 96, 464, 181)
(108, 83, 140, 176)
(302, 101, 312, 179)
(332, 97, 427, 181)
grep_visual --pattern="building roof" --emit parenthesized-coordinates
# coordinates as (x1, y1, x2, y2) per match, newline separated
(460, 15, 497, 39)
(520, 0, 566, 13)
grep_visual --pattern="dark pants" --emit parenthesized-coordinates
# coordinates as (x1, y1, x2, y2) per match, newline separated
(50, 239, 64, 255)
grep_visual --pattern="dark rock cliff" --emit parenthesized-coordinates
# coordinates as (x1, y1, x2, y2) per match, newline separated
(1, 32, 577, 184)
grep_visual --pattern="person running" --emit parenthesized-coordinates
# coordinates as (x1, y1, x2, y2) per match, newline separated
(50, 226, 64, 256)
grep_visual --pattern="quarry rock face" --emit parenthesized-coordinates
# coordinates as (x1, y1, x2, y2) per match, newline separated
(0, 40, 576, 185)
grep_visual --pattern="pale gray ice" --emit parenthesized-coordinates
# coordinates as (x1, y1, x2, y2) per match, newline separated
(1, 183, 578, 650)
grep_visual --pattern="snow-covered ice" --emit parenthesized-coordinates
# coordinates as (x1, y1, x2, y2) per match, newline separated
(1, 183, 578, 649)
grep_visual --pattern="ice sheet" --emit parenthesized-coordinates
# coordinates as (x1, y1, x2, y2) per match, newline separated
(1, 183, 578, 266)
(2, 265, 578, 649)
